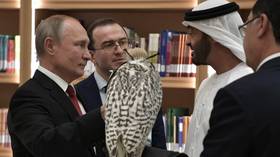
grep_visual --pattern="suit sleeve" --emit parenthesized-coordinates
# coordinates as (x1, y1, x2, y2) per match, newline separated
(151, 108, 167, 149)
(8, 88, 105, 157)
(200, 88, 252, 157)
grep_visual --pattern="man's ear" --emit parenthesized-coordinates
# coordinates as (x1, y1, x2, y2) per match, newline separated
(257, 14, 270, 38)
(45, 37, 55, 55)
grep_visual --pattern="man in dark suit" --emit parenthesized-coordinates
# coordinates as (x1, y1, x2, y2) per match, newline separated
(76, 18, 167, 153)
(200, 0, 280, 156)
(8, 15, 105, 157)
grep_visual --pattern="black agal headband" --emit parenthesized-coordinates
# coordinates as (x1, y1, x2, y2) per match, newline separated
(184, 2, 239, 21)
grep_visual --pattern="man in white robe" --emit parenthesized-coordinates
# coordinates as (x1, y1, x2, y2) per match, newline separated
(182, 0, 253, 157)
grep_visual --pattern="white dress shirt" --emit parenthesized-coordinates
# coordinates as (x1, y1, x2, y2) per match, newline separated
(185, 62, 253, 157)
(94, 72, 108, 104)
(37, 65, 86, 115)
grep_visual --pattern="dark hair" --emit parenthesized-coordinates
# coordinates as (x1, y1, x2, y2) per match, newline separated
(252, 0, 280, 44)
(86, 18, 127, 51)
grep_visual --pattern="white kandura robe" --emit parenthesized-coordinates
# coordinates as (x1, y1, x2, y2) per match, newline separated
(185, 62, 253, 157)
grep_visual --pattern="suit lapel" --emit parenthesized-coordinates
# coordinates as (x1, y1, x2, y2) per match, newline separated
(33, 70, 80, 120)
(76, 73, 102, 112)
(89, 75, 103, 109)
(50, 89, 80, 120)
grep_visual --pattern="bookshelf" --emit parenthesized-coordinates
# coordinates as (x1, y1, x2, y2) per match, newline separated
(0, 1, 20, 109)
(33, 0, 254, 113)
(0, 1, 255, 107)
(0, 0, 20, 157)
(0, 0, 256, 114)
(0, 0, 33, 108)
(0, 0, 256, 156)
(34, 1, 198, 114)
(0, 1, 20, 156)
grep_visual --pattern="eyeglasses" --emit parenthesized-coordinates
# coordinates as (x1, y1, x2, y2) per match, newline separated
(238, 15, 260, 37)
(94, 38, 129, 52)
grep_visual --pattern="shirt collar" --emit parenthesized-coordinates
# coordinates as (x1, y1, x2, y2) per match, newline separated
(94, 71, 108, 91)
(256, 52, 280, 71)
(38, 65, 69, 92)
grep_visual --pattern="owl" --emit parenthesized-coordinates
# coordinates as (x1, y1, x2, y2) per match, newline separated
(105, 48, 162, 157)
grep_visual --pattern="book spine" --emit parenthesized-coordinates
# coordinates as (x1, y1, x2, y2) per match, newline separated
(2, 35, 9, 72)
(7, 36, 15, 73)
(0, 35, 4, 72)
(148, 33, 160, 72)
(178, 116, 184, 152)
(159, 30, 168, 77)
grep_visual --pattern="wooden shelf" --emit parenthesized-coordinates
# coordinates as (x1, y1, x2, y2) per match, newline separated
(37, 0, 256, 10)
(0, 0, 19, 9)
(161, 77, 195, 89)
(0, 73, 19, 84)
(0, 147, 12, 157)
(38, 0, 197, 9)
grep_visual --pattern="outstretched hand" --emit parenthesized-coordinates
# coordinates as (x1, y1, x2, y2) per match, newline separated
(100, 105, 106, 120)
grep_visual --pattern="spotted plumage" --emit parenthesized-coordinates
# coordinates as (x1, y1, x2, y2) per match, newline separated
(105, 48, 162, 157)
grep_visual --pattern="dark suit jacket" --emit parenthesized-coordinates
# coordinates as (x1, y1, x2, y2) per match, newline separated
(8, 70, 105, 157)
(76, 73, 167, 150)
(201, 57, 280, 157)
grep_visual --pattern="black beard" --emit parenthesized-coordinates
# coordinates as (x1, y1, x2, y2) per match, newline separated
(190, 35, 211, 65)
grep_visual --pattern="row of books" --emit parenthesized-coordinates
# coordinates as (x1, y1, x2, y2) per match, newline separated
(0, 35, 20, 74)
(163, 107, 191, 153)
(0, 108, 11, 148)
(138, 30, 196, 77)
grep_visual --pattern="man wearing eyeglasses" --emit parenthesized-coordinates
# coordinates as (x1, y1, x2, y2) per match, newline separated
(199, 0, 280, 156)
(75, 18, 166, 156)
(182, 0, 253, 157)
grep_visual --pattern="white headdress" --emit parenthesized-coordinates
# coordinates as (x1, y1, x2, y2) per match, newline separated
(183, 0, 246, 62)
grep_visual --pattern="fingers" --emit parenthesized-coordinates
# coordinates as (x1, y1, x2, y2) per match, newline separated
(100, 105, 106, 120)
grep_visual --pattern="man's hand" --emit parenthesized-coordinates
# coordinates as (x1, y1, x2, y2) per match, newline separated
(100, 105, 106, 120)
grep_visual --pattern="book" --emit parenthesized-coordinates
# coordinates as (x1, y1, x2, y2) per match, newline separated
(15, 35, 20, 75)
(148, 33, 160, 72)
(124, 26, 140, 48)
(6, 36, 15, 73)
(2, 35, 9, 72)
(0, 35, 4, 72)
(0, 108, 10, 148)
(178, 117, 184, 153)
(166, 107, 189, 151)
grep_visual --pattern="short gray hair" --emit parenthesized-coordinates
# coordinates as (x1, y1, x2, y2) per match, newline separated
(35, 15, 77, 58)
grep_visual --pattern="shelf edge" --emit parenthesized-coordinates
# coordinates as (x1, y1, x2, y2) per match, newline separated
(37, 0, 197, 9)
(161, 77, 196, 89)
(0, 73, 20, 84)
(0, 0, 20, 9)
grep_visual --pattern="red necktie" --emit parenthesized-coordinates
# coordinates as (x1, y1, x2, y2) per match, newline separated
(66, 85, 82, 116)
